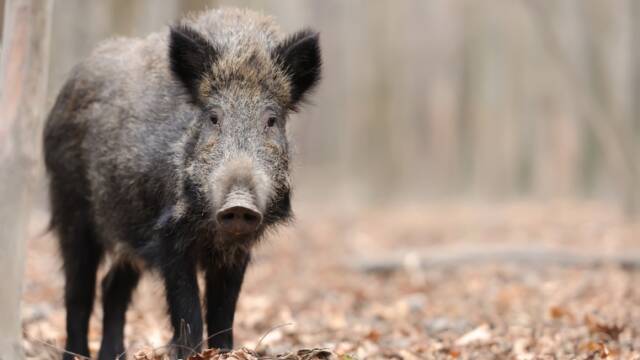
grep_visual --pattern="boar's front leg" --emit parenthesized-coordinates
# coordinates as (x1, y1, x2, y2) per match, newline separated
(97, 262, 140, 360)
(204, 253, 250, 350)
(161, 254, 203, 358)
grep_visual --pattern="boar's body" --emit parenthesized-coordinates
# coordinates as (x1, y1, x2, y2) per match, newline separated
(44, 8, 321, 360)
(47, 35, 188, 259)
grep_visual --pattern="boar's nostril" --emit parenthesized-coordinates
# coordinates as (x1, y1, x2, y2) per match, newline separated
(216, 206, 263, 235)
(220, 212, 236, 221)
(243, 212, 259, 223)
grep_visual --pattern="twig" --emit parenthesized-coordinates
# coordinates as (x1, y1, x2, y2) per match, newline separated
(254, 323, 294, 353)
(193, 327, 233, 352)
(30, 337, 91, 360)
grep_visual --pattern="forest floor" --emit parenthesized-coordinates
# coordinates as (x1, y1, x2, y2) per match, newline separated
(21, 201, 640, 359)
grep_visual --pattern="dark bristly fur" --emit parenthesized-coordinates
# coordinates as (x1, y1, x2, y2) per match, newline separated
(274, 29, 322, 109)
(169, 25, 219, 102)
(43, 8, 321, 360)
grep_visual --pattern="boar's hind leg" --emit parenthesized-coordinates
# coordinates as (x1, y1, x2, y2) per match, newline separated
(97, 262, 140, 360)
(161, 255, 203, 359)
(204, 253, 250, 350)
(59, 215, 103, 360)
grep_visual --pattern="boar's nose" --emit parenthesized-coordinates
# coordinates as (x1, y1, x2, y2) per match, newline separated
(216, 206, 263, 235)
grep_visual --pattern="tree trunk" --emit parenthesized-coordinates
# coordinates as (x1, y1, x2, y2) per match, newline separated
(0, 0, 53, 359)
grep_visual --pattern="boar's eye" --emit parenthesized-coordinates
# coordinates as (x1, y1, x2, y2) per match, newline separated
(263, 110, 278, 128)
(210, 114, 219, 125)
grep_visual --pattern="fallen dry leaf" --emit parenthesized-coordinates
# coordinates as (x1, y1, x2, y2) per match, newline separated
(549, 305, 574, 321)
(133, 349, 156, 360)
(183, 348, 334, 360)
(585, 314, 625, 341)
(363, 329, 381, 343)
(454, 324, 492, 346)
(583, 341, 611, 359)
(20, 203, 640, 359)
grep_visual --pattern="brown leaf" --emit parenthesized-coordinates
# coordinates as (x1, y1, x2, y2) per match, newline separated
(133, 350, 154, 360)
(201, 349, 222, 359)
(294, 348, 335, 360)
(583, 341, 610, 359)
(549, 305, 574, 321)
(585, 314, 625, 341)
(364, 329, 381, 343)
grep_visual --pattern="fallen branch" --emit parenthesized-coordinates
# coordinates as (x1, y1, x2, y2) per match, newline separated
(353, 245, 640, 274)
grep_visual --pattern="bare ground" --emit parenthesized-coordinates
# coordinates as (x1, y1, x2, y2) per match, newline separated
(21, 202, 640, 359)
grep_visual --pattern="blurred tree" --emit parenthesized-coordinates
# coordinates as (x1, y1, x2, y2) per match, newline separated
(0, 0, 53, 358)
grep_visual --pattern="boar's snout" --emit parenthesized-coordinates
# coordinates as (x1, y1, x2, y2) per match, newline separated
(211, 155, 272, 235)
(215, 191, 263, 235)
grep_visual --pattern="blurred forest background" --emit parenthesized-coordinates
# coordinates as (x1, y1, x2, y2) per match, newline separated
(2, 0, 640, 213)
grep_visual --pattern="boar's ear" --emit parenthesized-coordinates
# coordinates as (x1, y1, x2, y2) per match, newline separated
(274, 29, 322, 108)
(169, 25, 218, 101)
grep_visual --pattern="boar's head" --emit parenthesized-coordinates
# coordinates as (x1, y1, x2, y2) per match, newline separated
(168, 24, 321, 241)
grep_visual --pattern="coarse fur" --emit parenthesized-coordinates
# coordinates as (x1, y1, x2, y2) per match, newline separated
(43, 8, 321, 360)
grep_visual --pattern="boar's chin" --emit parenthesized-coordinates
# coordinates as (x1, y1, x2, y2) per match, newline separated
(211, 222, 266, 261)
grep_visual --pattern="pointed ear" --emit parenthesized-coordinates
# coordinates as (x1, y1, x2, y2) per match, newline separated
(169, 25, 218, 100)
(274, 29, 322, 108)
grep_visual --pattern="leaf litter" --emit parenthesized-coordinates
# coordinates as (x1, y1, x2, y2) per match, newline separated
(21, 202, 640, 359)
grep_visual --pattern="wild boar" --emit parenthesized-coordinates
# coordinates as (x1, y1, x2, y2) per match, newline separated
(43, 8, 321, 360)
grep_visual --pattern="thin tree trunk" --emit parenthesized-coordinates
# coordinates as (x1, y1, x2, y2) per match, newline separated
(0, 0, 53, 359)
(526, 0, 640, 217)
